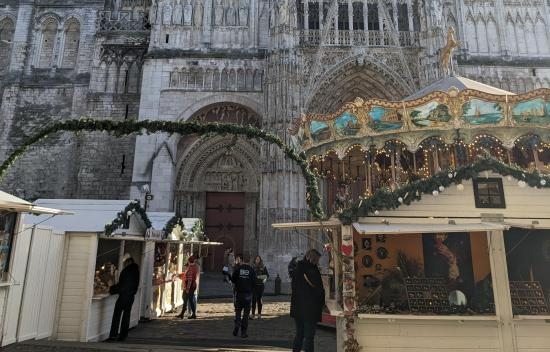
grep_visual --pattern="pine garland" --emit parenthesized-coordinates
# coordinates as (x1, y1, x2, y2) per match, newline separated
(0, 118, 325, 220)
(104, 200, 152, 236)
(338, 156, 550, 224)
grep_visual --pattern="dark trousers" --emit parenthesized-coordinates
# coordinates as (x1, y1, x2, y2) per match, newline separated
(182, 288, 196, 316)
(234, 292, 252, 334)
(109, 295, 134, 340)
(251, 284, 264, 315)
(292, 318, 317, 352)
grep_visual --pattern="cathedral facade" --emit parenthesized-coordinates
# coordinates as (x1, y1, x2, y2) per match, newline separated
(1, 0, 549, 277)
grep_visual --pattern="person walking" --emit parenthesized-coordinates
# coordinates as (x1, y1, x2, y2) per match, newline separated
(223, 247, 234, 282)
(107, 256, 140, 342)
(177, 255, 199, 319)
(290, 249, 325, 352)
(231, 255, 256, 338)
(250, 255, 269, 320)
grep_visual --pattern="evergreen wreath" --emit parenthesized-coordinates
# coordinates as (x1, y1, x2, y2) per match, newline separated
(104, 200, 152, 236)
(338, 155, 550, 224)
(0, 118, 325, 220)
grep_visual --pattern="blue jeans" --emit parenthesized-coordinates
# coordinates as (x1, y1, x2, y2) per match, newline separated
(183, 288, 196, 316)
(292, 318, 317, 352)
(234, 292, 252, 334)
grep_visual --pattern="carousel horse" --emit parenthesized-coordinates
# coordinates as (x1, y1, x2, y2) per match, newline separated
(440, 27, 460, 77)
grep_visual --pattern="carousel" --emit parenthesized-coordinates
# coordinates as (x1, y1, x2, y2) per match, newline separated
(277, 34, 550, 352)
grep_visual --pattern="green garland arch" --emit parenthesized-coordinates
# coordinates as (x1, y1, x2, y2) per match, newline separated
(0, 118, 325, 220)
(338, 156, 550, 224)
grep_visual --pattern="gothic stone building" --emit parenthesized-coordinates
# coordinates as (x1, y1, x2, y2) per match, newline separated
(1, 0, 549, 277)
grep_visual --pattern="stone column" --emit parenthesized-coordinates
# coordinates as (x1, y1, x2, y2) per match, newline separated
(9, 4, 34, 72)
(259, 50, 309, 283)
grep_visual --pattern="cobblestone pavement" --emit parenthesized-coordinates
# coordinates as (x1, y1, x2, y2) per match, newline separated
(4, 296, 336, 352)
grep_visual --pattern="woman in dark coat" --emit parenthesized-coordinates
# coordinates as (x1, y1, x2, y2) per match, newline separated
(290, 249, 325, 352)
(251, 255, 269, 319)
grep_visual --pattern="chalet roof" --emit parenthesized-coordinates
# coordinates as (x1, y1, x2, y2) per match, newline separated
(405, 75, 515, 101)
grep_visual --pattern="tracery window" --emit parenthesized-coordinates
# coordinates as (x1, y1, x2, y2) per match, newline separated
(397, 3, 408, 31)
(39, 19, 58, 68)
(352, 2, 364, 30)
(308, 2, 320, 29)
(367, 3, 379, 31)
(0, 18, 15, 72)
(62, 20, 80, 68)
(338, 3, 349, 30)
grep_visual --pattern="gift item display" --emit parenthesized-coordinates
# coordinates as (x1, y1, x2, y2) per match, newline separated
(355, 231, 495, 314)
(93, 239, 120, 296)
(153, 243, 167, 286)
(0, 211, 16, 277)
(505, 227, 550, 315)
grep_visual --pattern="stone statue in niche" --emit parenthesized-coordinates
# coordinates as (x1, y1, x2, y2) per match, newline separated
(238, 0, 249, 26)
(173, 0, 183, 24)
(193, 0, 204, 26)
(278, 0, 288, 26)
(150, 0, 158, 24)
(162, 3, 172, 25)
(214, 0, 224, 26)
(429, 0, 443, 28)
(226, 0, 237, 26)
(269, 3, 276, 28)
(183, 0, 193, 25)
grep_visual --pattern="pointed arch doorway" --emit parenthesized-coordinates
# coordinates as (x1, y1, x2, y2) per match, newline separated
(174, 103, 261, 272)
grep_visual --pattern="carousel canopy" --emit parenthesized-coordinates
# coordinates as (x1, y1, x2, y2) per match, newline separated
(290, 76, 550, 156)
(404, 75, 514, 101)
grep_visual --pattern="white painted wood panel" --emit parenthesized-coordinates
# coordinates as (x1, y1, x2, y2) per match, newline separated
(356, 319, 501, 351)
(56, 234, 95, 341)
(17, 227, 52, 341)
(1, 227, 32, 346)
(373, 175, 550, 220)
(36, 231, 65, 339)
(515, 320, 550, 351)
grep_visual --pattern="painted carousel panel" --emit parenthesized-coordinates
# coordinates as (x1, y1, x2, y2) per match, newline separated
(409, 100, 452, 128)
(461, 99, 504, 125)
(512, 98, 550, 125)
(334, 112, 361, 136)
(310, 120, 332, 142)
(367, 106, 404, 132)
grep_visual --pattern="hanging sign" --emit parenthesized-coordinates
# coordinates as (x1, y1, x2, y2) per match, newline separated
(145, 228, 164, 241)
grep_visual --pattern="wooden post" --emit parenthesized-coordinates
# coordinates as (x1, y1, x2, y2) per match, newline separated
(487, 230, 516, 352)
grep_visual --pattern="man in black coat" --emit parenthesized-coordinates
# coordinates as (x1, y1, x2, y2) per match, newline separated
(290, 249, 325, 352)
(231, 255, 257, 338)
(107, 257, 140, 342)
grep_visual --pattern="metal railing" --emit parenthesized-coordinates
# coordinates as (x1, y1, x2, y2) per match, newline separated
(97, 10, 150, 31)
(298, 29, 420, 47)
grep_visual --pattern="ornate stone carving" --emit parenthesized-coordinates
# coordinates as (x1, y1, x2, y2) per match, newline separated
(193, 0, 204, 26)
(173, 0, 183, 25)
(183, 0, 193, 25)
(214, 0, 225, 26)
(162, 3, 172, 25)
(238, 0, 249, 26)
(226, 0, 237, 26)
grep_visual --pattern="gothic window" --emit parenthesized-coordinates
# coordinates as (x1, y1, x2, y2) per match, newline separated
(486, 17, 500, 54)
(352, 3, 364, 30)
(212, 68, 220, 90)
(525, 19, 537, 55)
(0, 18, 15, 73)
(39, 19, 58, 68)
(476, 18, 488, 53)
(296, 0, 305, 29)
(535, 18, 549, 54)
(338, 3, 349, 30)
(118, 62, 130, 93)
(465, 15, 477, 53)
(62, 20, 80, 68)
(253, 69, 262, 90)
(412, 0, 420, 31)
(397, 2, 408, 31)
(367, 3, 379, 30)
(308, 2, 320, 29)
(506, 17, 518, 55)
(106, 61, 118, 93)
(516, 20, 528, 54)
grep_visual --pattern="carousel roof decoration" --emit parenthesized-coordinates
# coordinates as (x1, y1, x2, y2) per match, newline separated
(289, 28, 550, 157)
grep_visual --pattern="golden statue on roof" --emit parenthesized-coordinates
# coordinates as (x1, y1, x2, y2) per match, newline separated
(440, 27, 460, 77)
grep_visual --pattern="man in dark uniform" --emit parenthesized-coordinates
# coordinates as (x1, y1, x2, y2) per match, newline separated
(231, 255, 256, 338)
(107, 256, 140, 342)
